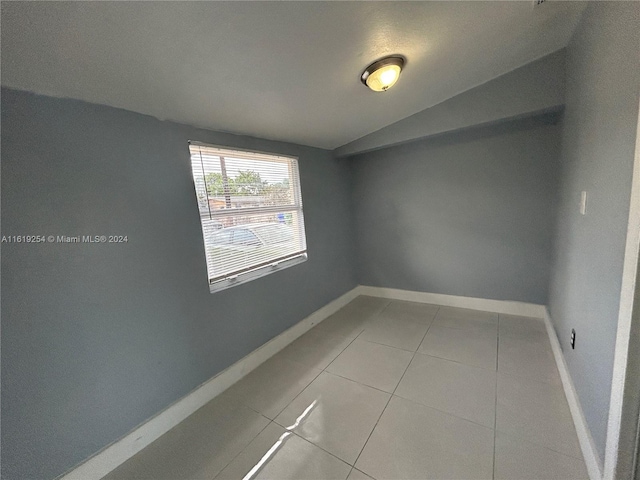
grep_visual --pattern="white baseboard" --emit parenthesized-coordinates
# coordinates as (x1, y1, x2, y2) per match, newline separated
(358, 285, 546, 318)
(60, 285, 573, 480)
(543, 308, 603, 480)
(59, 286, 362, 480)
(362, 286, 601, 478)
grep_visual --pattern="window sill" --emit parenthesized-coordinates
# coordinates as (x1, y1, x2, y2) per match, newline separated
(209, 253, 307, 293)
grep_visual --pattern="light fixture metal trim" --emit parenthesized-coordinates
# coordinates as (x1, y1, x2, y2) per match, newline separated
(361, 56, 405, 92)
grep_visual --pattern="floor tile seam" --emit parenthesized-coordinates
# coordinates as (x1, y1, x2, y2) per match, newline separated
(267, 418, 360, 468)
(317, 328, 365, 370)
(391, 391, 496, 430)
(266, 365, 326, 421)
(388, 393, 496, 434)
(496, 337, 559, 354)
(436, 313, 499, 323)
(498, 312, 545, 322)
(495, 370, 566, 390)
(377, 300, 393, 316)
(291, 368, 394, 400)
(435, 310, 499, 319)
(496, 342, 555, 356)
(412, 350, 499, 373)
(255, 420, 355, 470)
(350, 390, 394, 470)
(497, 353, 557, 369)
(212, 418, 273, 479)
(496, 401, 576, 428)
(359, 300, 392, 323)
(323, 327, 366, 374)
(223, 391, 272, 419)
(267, 352, 328, 377)
(496, 362, 561, 379)
(373, 313, 437, 327)
(391, 310, 440, 394)
(391, 350, 421, 397)
(497, 320, 548, 330)
(499, 330, 549, 339)
(352, 336, 418, 354)
(497, 331, 552, 344)
(419, 306, 440, 340)
(229, 308, 374, 423)
(225, 361, 326, 420)
(493, 313, 500, 480)
(495, 391, 575, 419)
(349, 313, 430, 470)
(428, 323, 499, 337)
(434, 322, 499, 333)
(435, 305, 500, 317)
(228, 359, 326, 421)
(319, 370, 395, 396)
(493, 425, 585, 461)
(351, 467, 378, 480)
(290, 327, 355, 347)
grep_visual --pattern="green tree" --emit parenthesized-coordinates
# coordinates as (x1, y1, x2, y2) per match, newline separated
(204, 170, 272, 199)
(263, 182, 292, 205)
(204, 172, 234, 196)
(234, 171, 266, 195)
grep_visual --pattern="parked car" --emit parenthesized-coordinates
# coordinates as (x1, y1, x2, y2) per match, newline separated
(206, 223, 298, 275)
(201, 220, 224, 245)
(210, 223, 293, 247)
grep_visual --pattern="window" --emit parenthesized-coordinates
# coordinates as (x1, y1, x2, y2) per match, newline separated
(189, 142, 307, 292)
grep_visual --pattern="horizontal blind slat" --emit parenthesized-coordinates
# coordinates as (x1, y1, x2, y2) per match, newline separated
(199, 204, 301, 219)
(189, 142, 307, 287)
(208, 250, 307, 284)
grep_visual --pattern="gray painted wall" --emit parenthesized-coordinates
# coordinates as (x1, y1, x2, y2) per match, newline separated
(350, 114, 561, 305)
(0, 88, 357, 480)
(547, 1, 640, 465)
(335, 49, 566, 158)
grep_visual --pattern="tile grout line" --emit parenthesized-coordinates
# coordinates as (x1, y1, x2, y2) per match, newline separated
(224, 326, 373, 477)
(350, 306, 442, 470)
(229, 301, 511, 478)
(216, 304, 378, 478)
(493, 315, 586, 466)
(355, 337, 422, 354)
(267, 300, 397, 478)
(412, 350, 498, 373)
(266, 299, 390, 420)
(243, 304, 575, 479)
(212, 417, 273, 479)
(271, 365, 325, 421)
(390, 391, 497, 431)
(103, 302, 556, 480)
(243, 299, 391, 477)
(320, 370, 395, 396)
(285, 422, 359, 468)
(491, 426, 590, 462)
(267, 330, 362, 421)
(494, 314, 502, 480)
(266, 419, 360, 474)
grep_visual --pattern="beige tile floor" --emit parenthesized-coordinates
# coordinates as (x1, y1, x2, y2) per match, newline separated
(104, 296, 588, 480)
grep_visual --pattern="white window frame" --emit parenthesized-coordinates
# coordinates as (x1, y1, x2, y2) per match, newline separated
(189, 141, 308, 293)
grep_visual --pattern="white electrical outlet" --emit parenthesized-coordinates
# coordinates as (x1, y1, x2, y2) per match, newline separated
(580, 191, 588, 215)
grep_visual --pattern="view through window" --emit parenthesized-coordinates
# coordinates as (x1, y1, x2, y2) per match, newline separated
(189, 142, 307, 292)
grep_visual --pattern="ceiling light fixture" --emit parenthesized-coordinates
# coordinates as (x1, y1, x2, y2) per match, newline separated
(361, 56, 405, 92)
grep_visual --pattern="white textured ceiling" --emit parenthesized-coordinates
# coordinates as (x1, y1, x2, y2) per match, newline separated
(1, 1, 585, 149)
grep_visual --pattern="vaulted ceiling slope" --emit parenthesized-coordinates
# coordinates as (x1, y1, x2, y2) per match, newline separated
(1, 1, 585, 150)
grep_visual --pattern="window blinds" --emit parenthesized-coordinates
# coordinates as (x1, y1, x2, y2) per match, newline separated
(189, 142, 307, 292)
